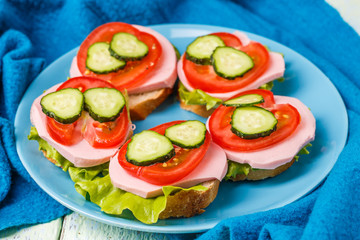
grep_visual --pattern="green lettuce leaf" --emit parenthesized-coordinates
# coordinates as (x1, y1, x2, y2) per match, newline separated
(29, 127, 208, 224)
(178, 79, 280, 109)
(224, 161, 252, 180)
(294, 143, 312, 161)
(178, 82, 222, 110)
(258, 77, 285, 91)
(259, 81, 274, 90)
(69, 165, 207, 224)
(225, 143, 312, 180)
(28, 127, 74, 171)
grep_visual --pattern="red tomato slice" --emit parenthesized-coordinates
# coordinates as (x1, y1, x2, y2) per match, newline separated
(209, 90, 300, 151)
(183, 32, 270, 93)
(83, 107, 130, 148)
(77, 22, 162, 91)
(210, 32, 243, 49)
(46, 117, 83, 146)
(47, 77, 129, 148)
(57, 76, 115, 92)
(117, 121, 211, 185)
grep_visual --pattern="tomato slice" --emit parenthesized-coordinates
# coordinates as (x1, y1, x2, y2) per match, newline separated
(117, 121, 211, 185)
(77, 22, 162, 91)
(57, 76, 115, 92)
(210, 32, 243, 49)
(183, 32, 270, 93)
(47, 77, 129, 148)
(46, 117, 83, 146)
(83, 107, 130, 148)
(209, 90, 300, 151)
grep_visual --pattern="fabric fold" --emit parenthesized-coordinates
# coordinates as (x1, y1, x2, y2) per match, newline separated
(0, 29, 69, 230)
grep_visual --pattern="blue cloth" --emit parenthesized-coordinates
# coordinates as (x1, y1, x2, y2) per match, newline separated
(1, 0, 359, 239)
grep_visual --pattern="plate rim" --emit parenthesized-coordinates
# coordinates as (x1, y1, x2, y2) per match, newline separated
(14, 23, 348, 234)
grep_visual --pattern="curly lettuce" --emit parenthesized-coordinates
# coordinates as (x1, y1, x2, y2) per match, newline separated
(224, 161, 252, 180)
(178, 82, 222, 110)
(178, 79, 280, 111)
(69, 166, 207, 224)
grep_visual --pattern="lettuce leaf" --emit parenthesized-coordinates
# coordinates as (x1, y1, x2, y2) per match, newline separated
(29, 127, 208, 224)
(178, 79, 279, 110)
(69, 166, 207, 224)
(294, 143, 312, 161)
(178, 82, 222, 110)
(28, 127, 74, 171)
(225, 143, 312, 180)
(259, 81, 274, 90)
(224, 161, 252, 180)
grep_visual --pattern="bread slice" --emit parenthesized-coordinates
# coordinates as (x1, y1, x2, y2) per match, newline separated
(128, 88, 173, 120)
(159, 179, 220, 219)
(179, 98, 215, 118)
(228, 159, 296, 181)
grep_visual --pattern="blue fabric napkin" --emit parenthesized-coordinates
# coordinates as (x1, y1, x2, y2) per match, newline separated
(1, 0, 360, 239)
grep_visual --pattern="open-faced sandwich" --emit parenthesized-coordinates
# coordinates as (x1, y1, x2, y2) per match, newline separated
(104, 120, 227, 221)
(29, 77, 133, 168)
(70, 22, 178, 120)
(207, 89, 315, 181)
(178, 31, 285, 117)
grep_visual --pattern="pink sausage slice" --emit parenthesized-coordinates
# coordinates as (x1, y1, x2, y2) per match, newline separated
(109, 142, 228, 198)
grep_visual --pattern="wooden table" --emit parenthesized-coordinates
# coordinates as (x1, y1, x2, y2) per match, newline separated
(0, 1, 358, 239)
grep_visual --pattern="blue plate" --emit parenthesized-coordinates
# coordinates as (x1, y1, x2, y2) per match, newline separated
(14, 24, 348, 233)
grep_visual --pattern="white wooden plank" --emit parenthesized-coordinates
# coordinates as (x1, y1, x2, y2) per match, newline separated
(326, 0, 360, 35)
(60, 212, 167, 240)
(0, 218, 63, 240)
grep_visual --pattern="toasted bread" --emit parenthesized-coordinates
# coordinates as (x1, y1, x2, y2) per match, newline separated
(128, 88, 173, 120)
(159, 179, 220, 219)
(228, 158, 296, 181)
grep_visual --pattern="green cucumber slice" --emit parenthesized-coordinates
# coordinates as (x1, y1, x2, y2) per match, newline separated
(84, 88, 125, 123)
(165, 120, 206, 148)
(86, 42, 126, 74)
(126, 130, 175, 166)
(212, 46, 254, 80)
(109, 32, 149, 61)
(223, 94, 264, 107)
(40, 88, 84, 124)
(186, 35, 225, 65)
(231, 106, 277, 139)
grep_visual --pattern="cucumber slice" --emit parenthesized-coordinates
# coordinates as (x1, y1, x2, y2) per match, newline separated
(186, 35, 225, 65)
(84, 88, 126, 123)
(212, 46, 254, 80)
(126, 130, 175, 166)
(40, 88, 84, 124)
(165, 120, 206, 148)
(86, 42, 126, 74)
(109, 32, 149, 61)
(223, 94, 264, 107)
(231, 106, 277, 139)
